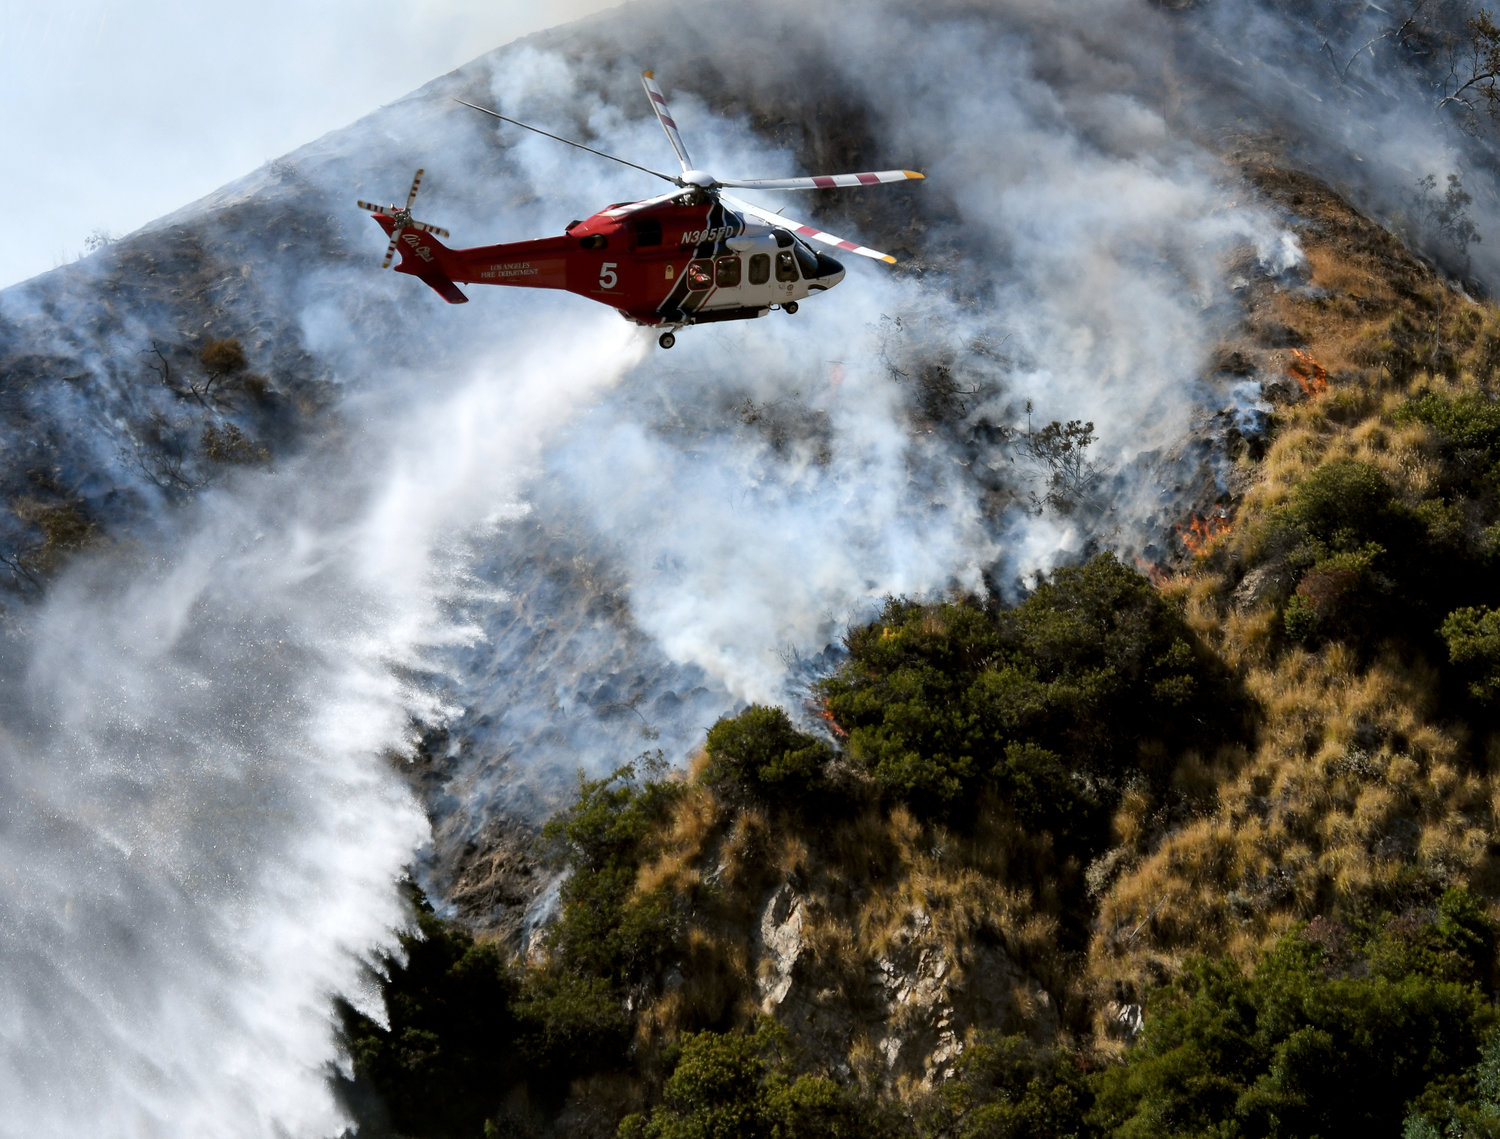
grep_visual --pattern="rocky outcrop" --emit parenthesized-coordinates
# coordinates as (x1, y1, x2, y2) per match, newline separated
(753, 882, 1058, 1087)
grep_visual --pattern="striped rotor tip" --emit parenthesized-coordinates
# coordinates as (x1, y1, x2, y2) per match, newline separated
(642, 69, 655, 78)
(904, 171, 925, 179)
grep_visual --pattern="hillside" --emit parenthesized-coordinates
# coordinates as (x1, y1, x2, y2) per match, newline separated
(338, 150, 1500, 1139)
(5, 1, 1500, 1137)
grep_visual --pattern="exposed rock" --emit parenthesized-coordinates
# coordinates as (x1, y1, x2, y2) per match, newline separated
(1232, 559, 1294, 612)
(756, 882, 807, 1008)
(442, 812, 552, 952)
(753, 885, 1058, 1088)
(1104, 1000, 1144, 1042)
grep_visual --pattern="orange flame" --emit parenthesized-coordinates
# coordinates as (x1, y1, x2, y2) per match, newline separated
(1289, 348, 1328, 397)
(1176, 512, 1233, 556)
(817, 698, 849, 740)
(1133, 556, 1174, 589)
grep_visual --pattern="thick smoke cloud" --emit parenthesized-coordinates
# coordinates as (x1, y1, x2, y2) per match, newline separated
(14, 0, 1498, 1133)
(0, 315, 644, 1136)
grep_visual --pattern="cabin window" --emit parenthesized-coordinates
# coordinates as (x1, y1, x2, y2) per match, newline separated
(775, 250, 798, 282)
(578, 235, 608, 250)
(686, 259, 713, 290)
(748, 253, 770, 285)
(633, 218, 662, 247)
(715, 255, 741, 287)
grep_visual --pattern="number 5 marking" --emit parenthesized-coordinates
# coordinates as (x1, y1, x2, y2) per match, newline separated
(599, 262, 618, 290)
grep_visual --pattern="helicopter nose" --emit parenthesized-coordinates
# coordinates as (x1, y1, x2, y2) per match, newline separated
(816, 252, 845, 286)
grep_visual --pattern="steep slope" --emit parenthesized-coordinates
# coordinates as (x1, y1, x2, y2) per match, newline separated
(4, 1, 1500, 1136)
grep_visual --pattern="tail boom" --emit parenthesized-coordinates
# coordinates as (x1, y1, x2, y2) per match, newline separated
(371, 213, 468, 304)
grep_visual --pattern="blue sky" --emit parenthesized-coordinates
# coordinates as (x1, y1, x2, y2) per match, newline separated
(1, 0, 618, 288)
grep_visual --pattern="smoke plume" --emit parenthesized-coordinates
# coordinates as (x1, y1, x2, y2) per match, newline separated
(4, 0, 1497, 1134)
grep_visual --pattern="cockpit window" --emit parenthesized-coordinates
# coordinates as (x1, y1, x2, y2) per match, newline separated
(633, 218, 662, 247)
(775, 250, 798, 282)
(771, 228, 794, 248)
(793, 243, 820, 278)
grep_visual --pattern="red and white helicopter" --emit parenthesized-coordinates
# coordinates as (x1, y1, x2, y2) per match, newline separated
(358, 72, 923, 348)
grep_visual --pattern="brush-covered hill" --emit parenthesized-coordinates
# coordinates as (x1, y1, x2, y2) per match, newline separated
(340, 157, 1500, 1138)
(7, 1, 1500, 1137)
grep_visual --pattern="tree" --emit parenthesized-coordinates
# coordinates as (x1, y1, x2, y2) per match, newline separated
(619, 1021, 888, 1139)
(1441, 605, 1500, 703)
(703, 705, 833, 806)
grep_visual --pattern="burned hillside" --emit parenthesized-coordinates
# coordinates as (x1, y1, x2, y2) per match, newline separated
(7, 1, 1500, 1137)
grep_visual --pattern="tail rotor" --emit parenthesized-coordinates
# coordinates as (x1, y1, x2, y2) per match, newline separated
(357, 168, 451, 268)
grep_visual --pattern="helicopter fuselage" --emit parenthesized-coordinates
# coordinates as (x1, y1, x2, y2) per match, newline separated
(372, 195, 846, 328)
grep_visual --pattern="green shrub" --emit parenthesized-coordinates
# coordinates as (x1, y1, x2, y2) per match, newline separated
(540, 754, 683, 986)
(819, 554, 1240, 830)
(333, 891, 522, 1139)
(1282, 543, 1387, 646)
(920, 1034, 1097, 1139)
(515, 972, 632, 1089)
(1091, 926, 1497, 1139)
(1396, 391, 1500, 495)
(1403, 1026, 1500, 1138)
(619, 1021, 889, 1139)
(1442, 605, 1500, 703)
(1274, 459, 1415, 560)
(703, 705, 833, 805)
(1267, 460, 1448, 651)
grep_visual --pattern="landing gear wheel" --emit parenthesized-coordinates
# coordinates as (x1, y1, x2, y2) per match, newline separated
(658, 331, 676, 349)
(783, 301, 799, 315)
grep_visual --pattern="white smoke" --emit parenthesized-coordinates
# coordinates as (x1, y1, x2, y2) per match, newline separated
(0, 314, 644, 1137)
(19, 0, 1475, 1133)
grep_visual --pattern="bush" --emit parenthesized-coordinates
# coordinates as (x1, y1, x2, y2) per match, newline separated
(333, 891, 523, 1139)
(920, 1034, 1096, 1139)
(1442, 605, 1500, 703)
(515, 972, 632, 1090)
(819, 554, 1240, 831)
(703, 705, 833, 805)
(1267, 460, 1436, 649)
(540, 754, 683, 986)
(1274, 459, 1414, 558)
(200, 337, 247, 378)
(1403, 1027, 1500, 1138)
(1283, 544, 1387, 646)
(1091, 925, 1497, 1139)
(619, 1021, 889, 1139)
(1396, 391, 1500, 496)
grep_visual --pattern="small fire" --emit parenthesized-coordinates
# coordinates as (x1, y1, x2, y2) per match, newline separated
(1133, 556, 1173, 589)
(1176, 511, 1233, 556)
(1288, 348, 1328, 397)
(817, 698, 849, 739)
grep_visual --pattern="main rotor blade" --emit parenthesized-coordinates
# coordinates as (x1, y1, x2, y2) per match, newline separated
(724, 194, 898, 264)
(640, 71, 694, 173)
(601, 188, 692, 218)
(452, 97, 678, 184)
(717, 170, 925, 191)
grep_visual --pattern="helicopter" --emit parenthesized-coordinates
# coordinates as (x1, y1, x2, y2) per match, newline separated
(357, 71, 923, 348)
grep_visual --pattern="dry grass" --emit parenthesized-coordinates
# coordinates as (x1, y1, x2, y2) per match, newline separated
(627, 166, 1500, 1062)
(1085, 163, 1500, 1014)
(1091, 642, 1479, 994)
